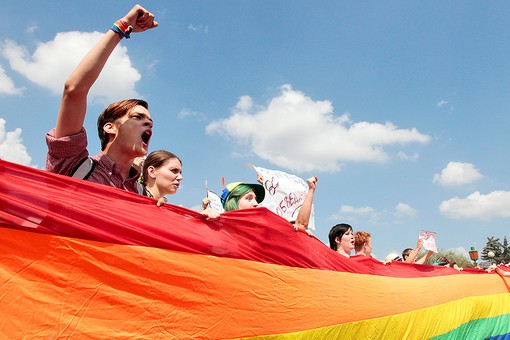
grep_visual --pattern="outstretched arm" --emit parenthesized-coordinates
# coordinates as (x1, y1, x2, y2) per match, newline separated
(293, 176, 318, 236)
(496, 267, 510, 277)
(55, 5, 157, 138)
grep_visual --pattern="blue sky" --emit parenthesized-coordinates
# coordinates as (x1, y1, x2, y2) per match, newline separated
(2, 1, 510, 260)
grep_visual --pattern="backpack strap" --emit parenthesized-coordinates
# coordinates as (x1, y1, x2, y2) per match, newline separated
(136, 182, 145, 195)
(71, 157, 96, 180)
(72, 157, 145, 194)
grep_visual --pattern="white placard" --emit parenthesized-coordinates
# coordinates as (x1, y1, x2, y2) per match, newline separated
(252, 165, 315, 230)
(419, 230, 438, 253)
(206, 189, 225, 214)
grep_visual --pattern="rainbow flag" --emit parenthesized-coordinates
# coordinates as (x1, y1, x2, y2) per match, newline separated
(1, 159, 509, 339)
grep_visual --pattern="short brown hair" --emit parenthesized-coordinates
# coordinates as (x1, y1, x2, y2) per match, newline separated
(141, 150, 182, 185)
(354, 231, 371, 252)
(97, 99, 149, 150)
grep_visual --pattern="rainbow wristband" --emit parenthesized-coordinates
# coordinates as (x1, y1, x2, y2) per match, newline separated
(110, 20, 133, 39)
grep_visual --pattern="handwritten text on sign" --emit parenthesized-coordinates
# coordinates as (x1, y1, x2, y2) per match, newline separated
(254, 165, 315, 230)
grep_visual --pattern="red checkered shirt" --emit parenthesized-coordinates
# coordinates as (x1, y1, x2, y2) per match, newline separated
(46, 127, 139, 193)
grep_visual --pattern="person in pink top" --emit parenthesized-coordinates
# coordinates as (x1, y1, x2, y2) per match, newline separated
(46, 5, 158, 193)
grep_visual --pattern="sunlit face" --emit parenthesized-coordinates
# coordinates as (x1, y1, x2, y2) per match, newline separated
(336, 228, 355, 255)
(113, 105, 153, 157)
(150, 158, 183, 196)
(237, 190, 259, 210)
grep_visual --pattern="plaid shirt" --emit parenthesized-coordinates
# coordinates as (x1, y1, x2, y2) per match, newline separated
(46, 127, 139, 193)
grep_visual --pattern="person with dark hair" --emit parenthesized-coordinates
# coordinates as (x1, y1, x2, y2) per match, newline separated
(401, 247, 415, 263)
(328, 223, 355, 258)
(401, 238, 433, 264)
(352, 231, 372, 257)
(46, 5, 158, 192)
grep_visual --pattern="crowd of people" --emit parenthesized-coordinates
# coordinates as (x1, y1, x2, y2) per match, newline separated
(45, 4, 510, 279)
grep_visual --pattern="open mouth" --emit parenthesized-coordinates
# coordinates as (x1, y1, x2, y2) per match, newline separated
(141, 130, 152, 145)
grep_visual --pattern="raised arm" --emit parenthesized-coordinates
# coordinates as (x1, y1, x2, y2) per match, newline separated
(414, 250, 434, 264)
(404, 238, 423, 263)
(55, 5, 157, 138)
(293, 176, 318, 236)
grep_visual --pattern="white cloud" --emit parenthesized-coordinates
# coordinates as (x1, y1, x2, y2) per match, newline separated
(433, 161, 483, 187)
(146, 59, 159, 74)
(340, 205, 375, 215)
(330, 202, 417, 227)
(439, 191, 510, 220)
(437, 100, 448, 108)
(449, 246, 469, 257)
(178, 108, 206, 120)
(0, 65, 24, 95)
(328, 205, 381, 226)
(394, 202, 417, 218)
(206, 85, 431, 173)
(26, 25, 38, 34)
(398, 151, 419, 161)
(437, 99, 454, 113)
(1, 31, 141, 104)
(0, 118, 32, 166)
(236, 95, 254, 112)
(187, 24, 208, 33)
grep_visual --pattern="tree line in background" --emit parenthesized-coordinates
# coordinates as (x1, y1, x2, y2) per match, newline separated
(481, 236, 510, 264)
(418, 235, 510, 268)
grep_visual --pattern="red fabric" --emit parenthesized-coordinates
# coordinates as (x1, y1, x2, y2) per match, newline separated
(0, 159, 487, 278)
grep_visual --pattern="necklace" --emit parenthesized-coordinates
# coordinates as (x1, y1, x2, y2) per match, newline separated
(145, 188, 154, 198)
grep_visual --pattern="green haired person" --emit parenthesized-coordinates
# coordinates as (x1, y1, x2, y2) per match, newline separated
(220, 182, 266, 211)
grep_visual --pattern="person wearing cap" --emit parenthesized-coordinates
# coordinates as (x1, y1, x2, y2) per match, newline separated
(221, 182, 266, 211)
(202, 176, 317, 236)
